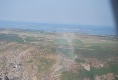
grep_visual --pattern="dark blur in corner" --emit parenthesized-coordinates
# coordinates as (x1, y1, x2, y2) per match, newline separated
(111, 0, 118, 35)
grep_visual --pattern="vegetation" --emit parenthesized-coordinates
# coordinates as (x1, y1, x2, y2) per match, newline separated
(37, 57, 55, 73)
(54, 39, 69, 44)
(74, 45, 118, 59)
(61, 71, 80, 80)
(27, 60, 33, 63)
(57, 48, 74, 58)
(25, 36, 39, 42)
(108, 61, 118, 75)
(0, 34, 24, 43)
(75, 59, 85, 63)
(72, 39, 84, 47)
(61, 67, 111, 80)
(0, 29, 117, 80)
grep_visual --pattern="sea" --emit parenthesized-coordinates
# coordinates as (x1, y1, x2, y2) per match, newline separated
(0, 21, 117, 36)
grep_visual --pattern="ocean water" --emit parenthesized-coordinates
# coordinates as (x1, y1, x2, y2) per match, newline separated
(0, 21, 117, 36)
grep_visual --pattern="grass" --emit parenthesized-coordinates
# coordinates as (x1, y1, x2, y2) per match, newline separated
(27, 60, 33, 63)
(0, 34, 24, 43)
(86, 42, 117, 48)
(75, 59, 86, 63)
(57, 48, 75, 58)
(25, 36, 39, 42)
(74, 45, 118, 59)
(72, 39, 84, 47)
(108, 61, 118, 75)
(61, 67, 112, 80)
(54, 39, 69, 45)
(61, 71, 80, 80)
(37, 57, 55, 73)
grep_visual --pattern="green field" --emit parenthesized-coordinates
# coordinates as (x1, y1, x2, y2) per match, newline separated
(0, 34, 24, 43)
(57, 48, 75, 58)
(54, 39, 69, 44)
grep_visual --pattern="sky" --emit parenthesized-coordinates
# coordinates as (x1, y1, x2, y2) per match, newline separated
(0, 0, 115, 27)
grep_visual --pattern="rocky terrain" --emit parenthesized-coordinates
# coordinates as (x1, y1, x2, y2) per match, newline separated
(0, 29, 118, 80)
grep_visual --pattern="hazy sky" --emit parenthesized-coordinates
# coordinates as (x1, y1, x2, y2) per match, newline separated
(0, 0, 115, 27)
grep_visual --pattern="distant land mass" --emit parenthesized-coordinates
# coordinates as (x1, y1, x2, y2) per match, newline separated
(0, 21, 117, 36)
(0, 28, 118, 80)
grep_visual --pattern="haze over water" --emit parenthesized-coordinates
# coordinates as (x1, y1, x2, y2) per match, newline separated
(0, 0, 117, 36)
(0, 21, 116, 36)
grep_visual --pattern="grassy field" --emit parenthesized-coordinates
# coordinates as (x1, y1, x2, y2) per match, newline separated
(61, 62, 118, 80)
(71, 38, 118, 59)
(0, 34, 24, 43)
(57, 48, 75, 58)
(54, 39, 69, 45)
